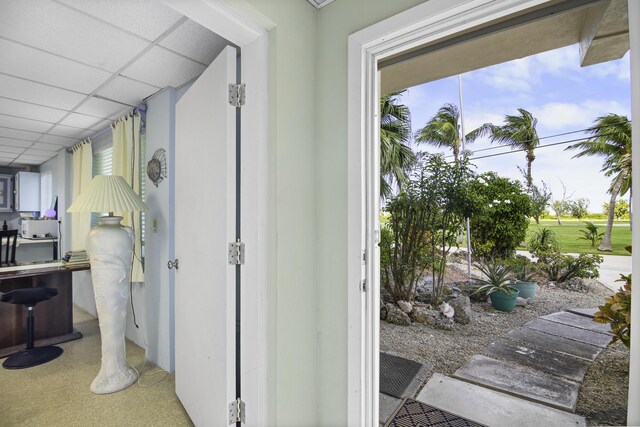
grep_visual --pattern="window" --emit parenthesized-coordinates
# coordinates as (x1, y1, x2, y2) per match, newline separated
(39, 171, 52, 214)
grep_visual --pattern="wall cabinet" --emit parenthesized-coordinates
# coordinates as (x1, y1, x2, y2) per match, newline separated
(15, 171, 40, 212)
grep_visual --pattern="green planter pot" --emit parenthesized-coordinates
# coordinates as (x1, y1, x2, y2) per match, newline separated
(489, 288, 519, 312)
(514, 281, 537, 302)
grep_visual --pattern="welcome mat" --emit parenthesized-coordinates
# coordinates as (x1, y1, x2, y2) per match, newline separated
(380, 353, 423, 398)
(386, 399, 485, 427)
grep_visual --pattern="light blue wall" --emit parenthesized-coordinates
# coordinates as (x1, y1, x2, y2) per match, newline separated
(129, 87, 178, 372)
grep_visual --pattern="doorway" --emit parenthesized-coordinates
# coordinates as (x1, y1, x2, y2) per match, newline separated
(347, 0, 637, 425)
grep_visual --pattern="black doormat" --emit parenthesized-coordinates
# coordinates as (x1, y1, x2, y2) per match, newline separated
(386, 399, 485, 427)
(380, 352, 422, 398)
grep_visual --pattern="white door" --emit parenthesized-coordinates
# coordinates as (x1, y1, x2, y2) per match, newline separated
(175, 45, 237, 426)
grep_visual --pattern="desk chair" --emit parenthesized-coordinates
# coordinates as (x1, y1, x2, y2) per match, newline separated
(1, 287, 63, 369)
(0, 229, 17, 265)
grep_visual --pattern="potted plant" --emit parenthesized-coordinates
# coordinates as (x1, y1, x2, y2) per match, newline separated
(474, 259, 519, 312)
(513, 263, 537, 302)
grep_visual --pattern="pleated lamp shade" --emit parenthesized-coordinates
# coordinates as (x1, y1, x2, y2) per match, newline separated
(67, 175, 147, 213)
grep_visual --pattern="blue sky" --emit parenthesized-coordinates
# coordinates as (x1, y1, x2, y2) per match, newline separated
(401, 44, 631, 212)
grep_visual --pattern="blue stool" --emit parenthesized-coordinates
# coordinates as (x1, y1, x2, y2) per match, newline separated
(1, 287, 63, 369)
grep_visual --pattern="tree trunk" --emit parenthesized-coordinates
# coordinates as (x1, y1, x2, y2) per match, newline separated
(534, 215, 540, 225)
(599, 181, 622, 251)
(556, 211, 562, 225)
(526, 160, 532, 189)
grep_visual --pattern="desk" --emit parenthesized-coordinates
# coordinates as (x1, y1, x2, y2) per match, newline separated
(0, 262, 88, 358)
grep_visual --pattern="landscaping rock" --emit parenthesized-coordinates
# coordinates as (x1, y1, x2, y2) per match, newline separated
(557, 277, 591, 293)
(411, 308, 438, 326)
(515, 297, 531, 306)
(449, 295, 472, 325)
(386, 305, 411, 326)
(397, 300, 413, 313)
(380, 303, 389, 321)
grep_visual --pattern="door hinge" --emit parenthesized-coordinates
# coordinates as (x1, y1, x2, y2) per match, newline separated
(228, 83, 246, 107)
(229, 398, 245, 424)
(361, 279, 367, 292)
(362, 250, 367, 263)
(228, 241, 245, 265)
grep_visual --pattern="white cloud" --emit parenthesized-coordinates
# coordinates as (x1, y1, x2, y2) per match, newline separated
(534, 46, 580, 76)
(584, 52, 630, 80)
(532, 100, 627, 130)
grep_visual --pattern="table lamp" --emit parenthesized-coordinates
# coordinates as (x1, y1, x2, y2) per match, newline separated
(67, 175, 147, 394)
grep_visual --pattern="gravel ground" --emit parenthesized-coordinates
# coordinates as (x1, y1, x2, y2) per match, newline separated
(380, 278, 629, 425)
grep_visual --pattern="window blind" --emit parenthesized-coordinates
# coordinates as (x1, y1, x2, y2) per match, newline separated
(39, 171, 52, 214)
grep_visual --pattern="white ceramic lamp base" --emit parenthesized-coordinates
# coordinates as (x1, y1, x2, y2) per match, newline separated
(86, 216, 138, 394)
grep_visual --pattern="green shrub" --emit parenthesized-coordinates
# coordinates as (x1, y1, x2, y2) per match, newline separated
(468, 172, 531, 259)
(578, 221, 604, 247)
(536, 251, 602, 282)
(594, 276, 631, 348)
(380, 155, 475, 303)
(473, 258, 516, 295)
(527, 227, 559, 258)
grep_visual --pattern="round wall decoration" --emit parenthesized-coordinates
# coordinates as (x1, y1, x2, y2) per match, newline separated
(146, 148, 167, 187)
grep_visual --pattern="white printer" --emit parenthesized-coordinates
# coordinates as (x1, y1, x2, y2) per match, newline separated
(20, 219, 59, 239)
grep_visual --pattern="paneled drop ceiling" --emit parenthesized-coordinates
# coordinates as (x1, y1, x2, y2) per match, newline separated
(0, 0, 230, 167)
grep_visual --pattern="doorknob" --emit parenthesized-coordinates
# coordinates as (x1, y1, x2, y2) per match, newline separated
(167, 259, 179, 270)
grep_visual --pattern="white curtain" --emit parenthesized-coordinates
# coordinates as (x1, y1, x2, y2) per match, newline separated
(71, 140, 93, 250)
(112, 113, 144, 283)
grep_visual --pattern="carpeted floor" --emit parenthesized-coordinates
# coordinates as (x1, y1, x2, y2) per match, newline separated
(0, 306, 193, 427)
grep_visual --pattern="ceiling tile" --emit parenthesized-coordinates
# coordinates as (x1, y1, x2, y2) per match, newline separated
(31, 142, 68, 152)
(0, 74, 87, 111)
(57, 0, 184, 41)
(59, 113, 109, 130)
(0, 137, 34, 148)
(48, 124, 91, 139)
(38, 133, 77, 145)
(0, 114, 53, 133)
(75, 96, 131, 118)
(14, 157, 47, 165)
(0, 126, 43, 142)
(0, 97, 66, 123)
(160, 20, 228, 65)
(97, 76, 160, 106)
(121, 46, 206, 89)
(0, 0, 149, 72)
(22, 149, 57, 159)
(0, 145, 29, 155)
(0, 38, 112, 93)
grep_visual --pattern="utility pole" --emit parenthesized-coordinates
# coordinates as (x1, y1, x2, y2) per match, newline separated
(458, 74, 472, 283)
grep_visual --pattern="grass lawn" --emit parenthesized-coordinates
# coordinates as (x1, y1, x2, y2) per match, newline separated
(518, 219, 632, 256)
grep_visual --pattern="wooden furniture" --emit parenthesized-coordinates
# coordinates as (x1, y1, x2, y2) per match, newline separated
(0, 263, 88, 359)
(0, 230, 18, 265)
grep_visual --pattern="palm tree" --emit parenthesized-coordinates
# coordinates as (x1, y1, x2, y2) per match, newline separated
(380, 91, 415, 199)
(480, 109, 540, 188)
(414, 103, 466, 161)
(566, 114, 631, 251)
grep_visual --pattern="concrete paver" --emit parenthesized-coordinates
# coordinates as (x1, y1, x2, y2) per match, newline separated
(540, 311, 612, 335)
(484, 338, 589, 382)
(525, 318, 613, 348)
(504, 327, 603, 361)
(567, 307, 598, 318)
(453, 355, 581, 412)
(416, 373, 586, 427)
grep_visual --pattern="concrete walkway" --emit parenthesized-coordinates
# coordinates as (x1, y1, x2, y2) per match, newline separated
(409, 308, 613, 427)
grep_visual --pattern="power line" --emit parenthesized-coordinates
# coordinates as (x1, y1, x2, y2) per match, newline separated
(467, 131, 624, 161)
(439, 119, 631, 158)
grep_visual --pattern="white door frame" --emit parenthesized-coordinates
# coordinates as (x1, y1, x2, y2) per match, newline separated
(346, 0, 609, 424)
(162, 1, 269, 425)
